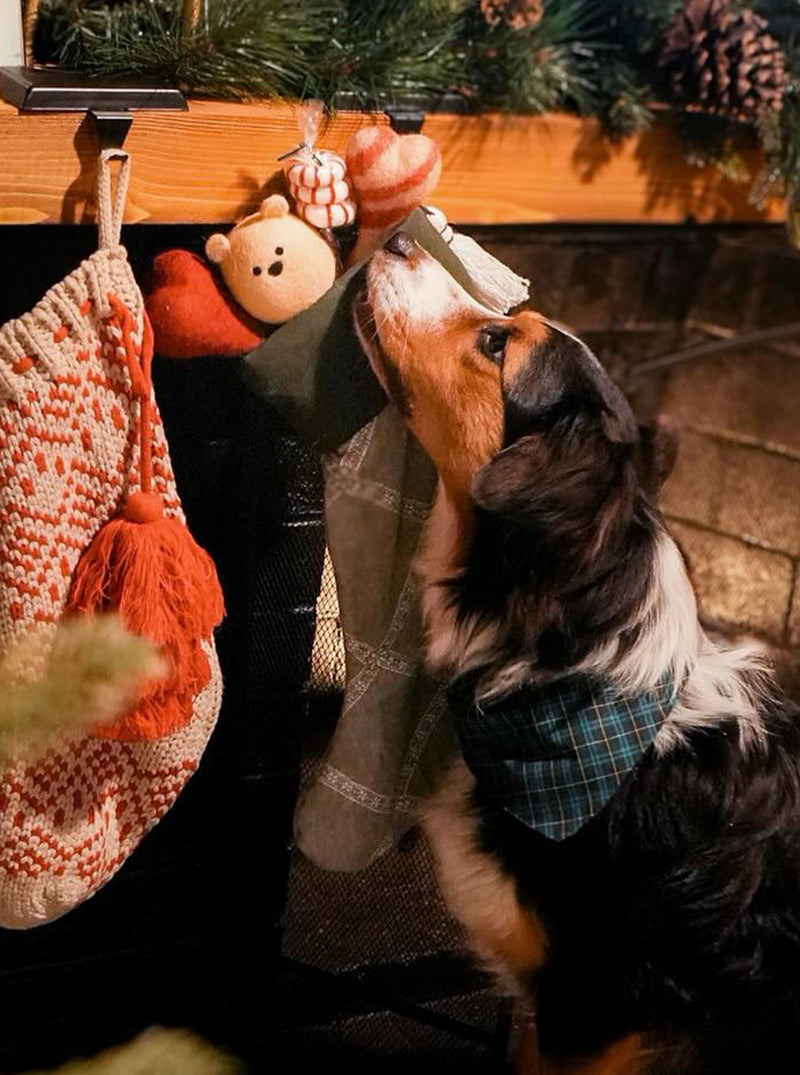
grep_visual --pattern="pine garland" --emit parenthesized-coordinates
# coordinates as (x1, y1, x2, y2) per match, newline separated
(758, 57, 800, 241)
(36, 0, 626, 111)
(30, 0, 800, 235)
(36, 0, 337, 100)
(312, 1, 468, 105)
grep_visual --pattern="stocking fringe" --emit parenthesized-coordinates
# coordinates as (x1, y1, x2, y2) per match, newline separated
(68, 512, 224, 740)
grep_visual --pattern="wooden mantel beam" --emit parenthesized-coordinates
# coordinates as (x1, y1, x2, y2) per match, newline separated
(0, 98, 785, 227)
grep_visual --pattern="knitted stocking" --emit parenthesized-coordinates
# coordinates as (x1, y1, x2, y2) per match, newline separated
(0, 151, 223, 928)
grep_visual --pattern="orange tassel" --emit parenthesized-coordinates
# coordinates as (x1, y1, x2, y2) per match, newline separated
(66, 298, 224, 741)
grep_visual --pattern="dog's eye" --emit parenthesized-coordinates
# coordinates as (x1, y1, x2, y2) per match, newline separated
(478, 327, 509, 363)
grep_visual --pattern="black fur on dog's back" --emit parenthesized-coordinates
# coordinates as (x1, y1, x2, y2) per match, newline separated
(472, 702, 800, 1073)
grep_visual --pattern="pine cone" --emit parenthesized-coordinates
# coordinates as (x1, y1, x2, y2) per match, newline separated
(660, 0, 787, 121)
(479, 0, 543, 31)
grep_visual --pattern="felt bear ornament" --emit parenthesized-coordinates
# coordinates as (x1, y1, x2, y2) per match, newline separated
(205, 194, 337, 325)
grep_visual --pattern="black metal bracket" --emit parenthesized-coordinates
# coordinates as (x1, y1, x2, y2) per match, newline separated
(89, 110, 133, 155)
(385, 106, 426, 134)
(0, 66, 186, 112)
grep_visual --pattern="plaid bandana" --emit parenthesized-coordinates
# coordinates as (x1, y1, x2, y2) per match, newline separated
(453, 673, 677, 842)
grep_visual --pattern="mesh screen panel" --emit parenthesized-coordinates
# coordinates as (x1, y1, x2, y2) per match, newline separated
(280, 806, 507, 1070)
(310, 546, 347, 694)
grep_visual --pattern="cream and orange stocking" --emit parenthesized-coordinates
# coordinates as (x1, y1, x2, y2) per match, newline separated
(0, 151, 223, 928)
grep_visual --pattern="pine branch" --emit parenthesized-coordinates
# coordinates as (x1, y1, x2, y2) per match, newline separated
(315, 0, 469, 105)
(601, 0, 685, 54)
(0, 617, 160, 764)
(38, 0, 339, 100)
(465, 0, 618, 114)
(756, 60, 800, 239)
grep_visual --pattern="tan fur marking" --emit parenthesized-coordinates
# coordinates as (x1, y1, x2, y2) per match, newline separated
(502, 311, 549, 391)
(365, 247, 551, 496)
(539, 1035, 646, 1075)
(394, 318, 503, 495)
(513, 1011, 541, 1075)
(423, 761, 548, 989)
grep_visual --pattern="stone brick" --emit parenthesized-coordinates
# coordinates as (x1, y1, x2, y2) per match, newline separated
(690, 239, 759, 331)
(559, 246, 656, 330)
(717, 444, 800, 556)
(787, 576, 800, 650)
(753, 247, 800, 327)
(659, 348, 800, 458)
(661, 431, 726, 530)
(668, 520, 792, 641)
(593, 328, 685, 400)
(638, 237, 713, 325)
(662, 432, 800, 556)
(479, 235, 576, 320)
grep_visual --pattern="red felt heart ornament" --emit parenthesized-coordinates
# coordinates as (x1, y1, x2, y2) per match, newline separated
(146, 249, 265, 359)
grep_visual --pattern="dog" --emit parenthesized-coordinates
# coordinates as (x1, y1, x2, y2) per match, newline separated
(354, 231, 800, 1075)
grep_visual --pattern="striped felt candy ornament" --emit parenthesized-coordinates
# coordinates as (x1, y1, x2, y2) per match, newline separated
(285, 148, 356, 229)
(346, 125, 442, 263)
(287, 157, 356, 230)
(282, 101, 357, 230)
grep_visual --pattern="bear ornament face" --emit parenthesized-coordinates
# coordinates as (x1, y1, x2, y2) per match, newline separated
(205, 195, 337, 325)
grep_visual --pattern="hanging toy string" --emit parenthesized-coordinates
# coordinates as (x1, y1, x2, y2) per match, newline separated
(277, 99, 325, 165)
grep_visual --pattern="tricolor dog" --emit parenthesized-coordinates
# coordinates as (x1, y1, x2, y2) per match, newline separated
(354, 231, 800, 1075)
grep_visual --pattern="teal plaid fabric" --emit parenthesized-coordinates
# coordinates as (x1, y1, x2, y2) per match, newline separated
(454, 673, 677, 841)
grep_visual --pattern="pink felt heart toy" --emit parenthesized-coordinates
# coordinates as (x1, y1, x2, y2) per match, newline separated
(346, 125, 442, 261)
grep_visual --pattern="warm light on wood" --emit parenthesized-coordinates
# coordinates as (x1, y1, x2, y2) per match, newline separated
(22, 0, 40, 64)
(181, 0, 203, 34)
(0, 99, 786, 227)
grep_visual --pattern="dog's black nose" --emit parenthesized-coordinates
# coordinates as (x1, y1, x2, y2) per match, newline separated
(385, 231, 416, 258)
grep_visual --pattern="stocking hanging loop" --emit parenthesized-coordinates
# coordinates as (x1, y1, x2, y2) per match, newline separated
(96, 148, 131, 250)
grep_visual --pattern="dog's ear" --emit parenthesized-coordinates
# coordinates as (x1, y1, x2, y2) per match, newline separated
(472, 425, 636, 564)
(472, 434, 562, 517)
(638, 417, 679, 497)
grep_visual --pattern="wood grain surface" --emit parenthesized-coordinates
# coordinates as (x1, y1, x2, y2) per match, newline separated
(0, 99, 785, 226)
